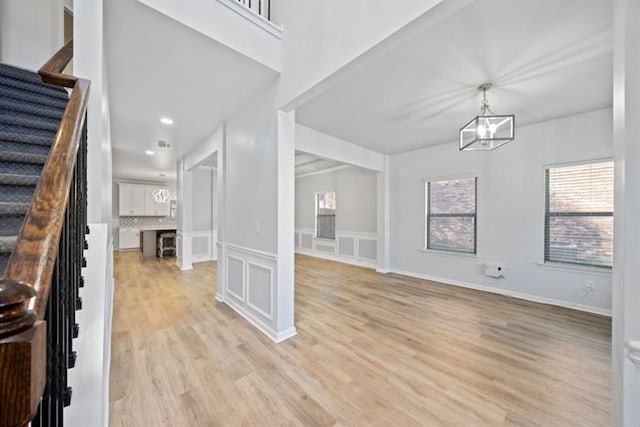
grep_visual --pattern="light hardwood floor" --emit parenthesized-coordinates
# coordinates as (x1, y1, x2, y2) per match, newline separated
(109, 252, 611, 426)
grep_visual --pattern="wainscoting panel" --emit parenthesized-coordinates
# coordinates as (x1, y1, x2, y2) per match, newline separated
(192, 230, 218, 263)
(316, 244, 335, 253)
(301, 233, 313, 250)
(338, 236, 355, 257)
(221, 243, 278, 340)
(227, 256, 245, 301)
(358, 239, 377, 261)
(247, 262, 273, 320)
(295, 228, 377, 269)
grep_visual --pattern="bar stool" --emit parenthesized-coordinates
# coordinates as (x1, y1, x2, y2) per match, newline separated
(157, 232, 176, 258)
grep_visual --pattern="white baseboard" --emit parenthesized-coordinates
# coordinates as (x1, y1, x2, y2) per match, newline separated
(275, 327, 298, 343)
(296, 248, 377, 269)
(224, 297, 296, 343)
(176, 256, 193, 271)
(390, 269, 612, 317)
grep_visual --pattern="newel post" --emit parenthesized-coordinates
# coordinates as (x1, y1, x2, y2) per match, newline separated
(0, 280, 46, 427)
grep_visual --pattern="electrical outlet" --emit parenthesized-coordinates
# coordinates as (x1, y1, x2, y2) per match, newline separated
(255, 220, 260, 234)
(585, 281, 596, 294)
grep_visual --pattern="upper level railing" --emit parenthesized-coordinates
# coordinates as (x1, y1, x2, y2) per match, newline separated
(237, 0, 272, 21)
(0, 40, 90, 427)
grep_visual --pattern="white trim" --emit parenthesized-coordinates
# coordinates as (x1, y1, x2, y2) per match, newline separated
(225, 242, 277, 261)
(422, 171, 480, 183)
(224, 296, 297, 343)
(390, 268, 612, 317)
(215, 0, 283, 38)
(226, 254, 246, 301)
(296, 164, 352, 179)
(536, 261, 612, 277)
(420, 248, 479, 259)
(543, 157, 614, 170)
(275, 327, 298, 343)
(246, 261, 274, 320)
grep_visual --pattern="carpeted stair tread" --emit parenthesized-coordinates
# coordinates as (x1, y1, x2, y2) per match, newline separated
(0, 202, 29, 216)
(0, 140, 52, 156)
(0, 150, 48, 165)
(0, 185, 36, 204)
(0, 122, 57, 140)
(0, 122, 56, 139)
(0, 130, 55, 147)
(0, 235, 17, 254)
(0, 86, 68, 110)
(0, 173, 40, 186)
(0, 98, 65, 121)
(0, 62, 69, 276)
(0, 64, 68, 98)
(0, 75, 69, 103)
(0, 111, 61, 132)
(0, 161, 43, 176)
(0, 216, 26, 237)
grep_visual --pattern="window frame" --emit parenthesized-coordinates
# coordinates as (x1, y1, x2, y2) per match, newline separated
(543, 159, 613, 269)
(425, 176, 478, 255)
(314, 190, 336, 240)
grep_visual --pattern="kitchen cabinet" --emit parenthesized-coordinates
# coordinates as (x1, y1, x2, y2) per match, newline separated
(119, 183, 170, 216)
(119, 183, 145, 216)
(119, 228, 140, 250)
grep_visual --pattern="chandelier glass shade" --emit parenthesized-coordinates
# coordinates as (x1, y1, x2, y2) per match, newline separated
(152, 188, 170, 203)
(459, 83, 514, 151)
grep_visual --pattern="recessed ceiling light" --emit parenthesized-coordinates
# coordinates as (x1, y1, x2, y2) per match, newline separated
(145, 150, 155, 155)
(160, 117, 174, 125)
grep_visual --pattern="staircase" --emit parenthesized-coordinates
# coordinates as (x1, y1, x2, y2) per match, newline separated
(0, 63, 69, 274)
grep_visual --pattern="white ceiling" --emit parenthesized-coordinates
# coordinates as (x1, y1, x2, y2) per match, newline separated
(295, 151, 346, 177)
(296, 0, 613, 155)
(105, 0, 278, 182)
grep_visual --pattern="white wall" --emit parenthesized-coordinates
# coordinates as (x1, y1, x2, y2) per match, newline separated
(296, 167, 377, 233)
(226, 85, 279, 253)
(137, 0, 282, 72)
(276, 0, 442, 107)
(295, 166, 378, 268)
(75, 0, 112, 226)
(390, 108, 613, 314)
(192, 167, 216, 232)
(0, 0, 64, 69)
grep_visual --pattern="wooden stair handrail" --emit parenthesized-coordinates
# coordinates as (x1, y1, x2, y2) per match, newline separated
(2, 39, 90, 319)
(0, 39, 90, 427)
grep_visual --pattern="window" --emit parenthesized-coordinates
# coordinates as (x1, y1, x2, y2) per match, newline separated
(425, 177, 477, 254)
(545, 161, 613, 268)
(315, 191, 336, 239)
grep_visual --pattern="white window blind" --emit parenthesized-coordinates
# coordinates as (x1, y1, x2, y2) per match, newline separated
(545, 161, 613, 268)
(425, 177, 477, 254)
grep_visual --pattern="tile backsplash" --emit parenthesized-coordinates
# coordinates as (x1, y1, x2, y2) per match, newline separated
(119, 216, 177, 229)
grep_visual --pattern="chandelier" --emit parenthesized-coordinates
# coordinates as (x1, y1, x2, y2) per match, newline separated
(459, 83, 514, 151)
(152, 188, 170, 203)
